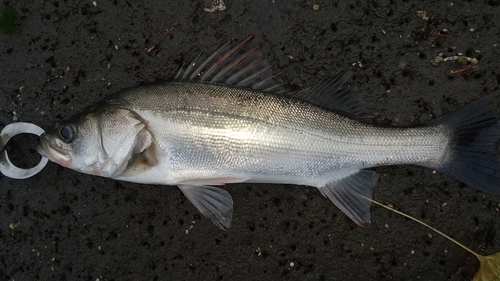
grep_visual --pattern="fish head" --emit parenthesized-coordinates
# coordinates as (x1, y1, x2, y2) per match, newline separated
(38, 107, 156, 178)
(38, 112, 109, 176)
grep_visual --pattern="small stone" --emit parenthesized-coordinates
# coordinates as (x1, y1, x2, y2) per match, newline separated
(430, 56, 444, 66)
(256, 247, 262, 256)
(416, 10, 429, 20)
(9, 221, 20, 230)
(204, 0, 226, 12)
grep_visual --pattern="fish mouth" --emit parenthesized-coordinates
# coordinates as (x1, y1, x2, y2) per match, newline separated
(37, 136, 72, 167)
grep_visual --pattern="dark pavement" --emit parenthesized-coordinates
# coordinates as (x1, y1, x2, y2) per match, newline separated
(1, 1, 500, 280)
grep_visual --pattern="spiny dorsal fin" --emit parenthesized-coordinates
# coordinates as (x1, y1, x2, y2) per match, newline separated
(289, 71, 369, 117)
(175, 34, 287, 94)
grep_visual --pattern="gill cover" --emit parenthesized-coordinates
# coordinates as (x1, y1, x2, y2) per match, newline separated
(96, 108, 157, 177)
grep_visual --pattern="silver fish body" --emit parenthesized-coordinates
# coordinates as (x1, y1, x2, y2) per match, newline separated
(38, 36, 500, 229)
(109, 82, 447, 186)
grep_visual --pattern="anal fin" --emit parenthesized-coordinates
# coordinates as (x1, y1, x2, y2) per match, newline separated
(318, 170, 379, 226)
(178, 185, 233, 230)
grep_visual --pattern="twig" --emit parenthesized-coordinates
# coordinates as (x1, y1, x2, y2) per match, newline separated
(355, 192, 480, 257)
(449, 66, 472, 76)
(429, 33, 447, 38)
(449, 224, 496, 280)
(145, 23, 178, 54)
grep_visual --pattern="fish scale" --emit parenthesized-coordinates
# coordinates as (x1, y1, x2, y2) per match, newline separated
(38, 36, 500, 230)
(117, 82, 448, 168)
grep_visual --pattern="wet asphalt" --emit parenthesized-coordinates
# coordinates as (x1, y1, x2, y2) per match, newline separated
(1, 1, 500, 280)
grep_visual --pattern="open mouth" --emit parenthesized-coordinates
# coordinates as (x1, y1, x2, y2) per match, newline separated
(37, 136, 72, 167)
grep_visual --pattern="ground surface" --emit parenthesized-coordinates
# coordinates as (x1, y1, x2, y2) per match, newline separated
(1, 0, 500, 280)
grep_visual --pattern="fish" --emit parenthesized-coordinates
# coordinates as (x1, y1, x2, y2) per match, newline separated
(37, 34, 500, 230)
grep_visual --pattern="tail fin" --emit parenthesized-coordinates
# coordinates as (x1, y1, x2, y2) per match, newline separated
(429, 94, 500, 194)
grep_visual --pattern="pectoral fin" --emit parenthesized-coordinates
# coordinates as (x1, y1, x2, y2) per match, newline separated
(318, 170, 379, 226)
(178, 185, 234, 230)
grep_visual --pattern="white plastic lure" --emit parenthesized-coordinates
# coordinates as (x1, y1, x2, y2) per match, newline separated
(0, 122, 48, 179)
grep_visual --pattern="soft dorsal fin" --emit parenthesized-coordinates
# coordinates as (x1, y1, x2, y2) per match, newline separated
(289, 71, 368, 117)
(174, 34, 288, 94)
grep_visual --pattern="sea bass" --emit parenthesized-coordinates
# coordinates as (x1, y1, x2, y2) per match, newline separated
(37, 35, 500, 230)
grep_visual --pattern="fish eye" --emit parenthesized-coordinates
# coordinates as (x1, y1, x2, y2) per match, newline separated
(57, 124, 76, 143)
